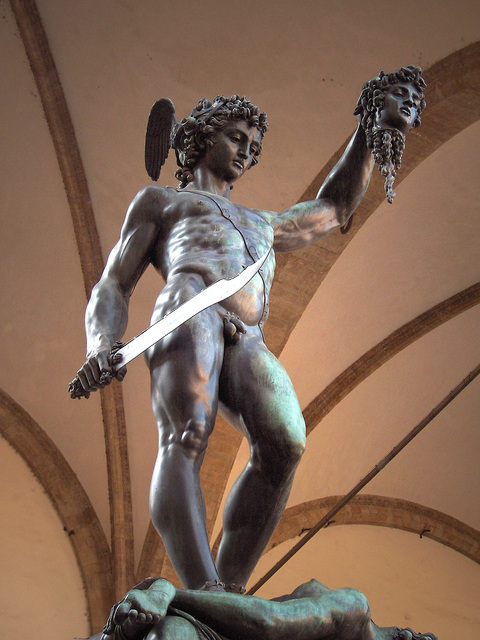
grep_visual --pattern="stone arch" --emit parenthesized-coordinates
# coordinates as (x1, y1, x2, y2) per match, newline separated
(0, 387, 112, 633)
(266, 494, 480, 565)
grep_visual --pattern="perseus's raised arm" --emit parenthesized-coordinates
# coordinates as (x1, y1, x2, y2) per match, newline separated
(270, 124, 374, 252)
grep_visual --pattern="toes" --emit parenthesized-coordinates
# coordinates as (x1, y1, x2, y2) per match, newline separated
(113, 602, 131, 625)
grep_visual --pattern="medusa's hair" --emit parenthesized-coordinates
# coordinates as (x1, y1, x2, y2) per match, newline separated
(174, 95, 268, 188)
(354, 66, 426, 203)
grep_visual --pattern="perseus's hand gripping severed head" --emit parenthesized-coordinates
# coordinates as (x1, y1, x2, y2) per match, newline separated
(354, 65, 426, 203)
(145, 94, 268, 187)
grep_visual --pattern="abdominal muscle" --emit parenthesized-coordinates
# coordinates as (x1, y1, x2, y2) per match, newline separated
(150, 198, 275, 327)
(151, 253, 272, 327)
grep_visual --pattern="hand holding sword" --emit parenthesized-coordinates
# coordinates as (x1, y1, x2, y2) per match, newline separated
(69, 250, 270, 399)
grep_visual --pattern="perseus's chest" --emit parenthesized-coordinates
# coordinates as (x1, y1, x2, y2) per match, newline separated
(173, 191, 273, 255)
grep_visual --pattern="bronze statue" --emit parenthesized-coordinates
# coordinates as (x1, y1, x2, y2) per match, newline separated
(72, 69, 426, 595)
(88, 576, 438, 640)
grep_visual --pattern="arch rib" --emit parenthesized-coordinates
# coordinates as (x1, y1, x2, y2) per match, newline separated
(304, 281, 480, 433)
(266, 494, 480, 566)
(0, 388, 112, 633)
(9, 0, 134, 601)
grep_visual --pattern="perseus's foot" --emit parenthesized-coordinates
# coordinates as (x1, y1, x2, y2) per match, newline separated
(225, 582, 246, 594)
(199, 579, 226, 592)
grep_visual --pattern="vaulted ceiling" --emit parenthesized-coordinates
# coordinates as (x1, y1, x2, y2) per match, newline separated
(1, 1, 479, 638)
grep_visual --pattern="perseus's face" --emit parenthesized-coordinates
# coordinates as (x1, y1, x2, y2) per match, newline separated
(376, 82, 422, 134)
(204, 120, 263, 183)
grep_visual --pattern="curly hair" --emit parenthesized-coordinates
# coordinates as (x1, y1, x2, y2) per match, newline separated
(174, 95, 268, 188)
(354, 66, 426, 203)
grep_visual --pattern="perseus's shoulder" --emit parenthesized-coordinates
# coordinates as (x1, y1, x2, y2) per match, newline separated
(130, 184, 178, 211)
(124, 185, 178, 226)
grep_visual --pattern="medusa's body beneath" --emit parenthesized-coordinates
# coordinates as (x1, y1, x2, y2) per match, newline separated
(92, 577, 437, 640)
(77, 100, 375, 591)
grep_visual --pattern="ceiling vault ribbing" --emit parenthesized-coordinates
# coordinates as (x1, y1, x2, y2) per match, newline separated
(9, 0, 134, 605)
(303, 281, 480, 433)
(267, 495, 480, 566)
(0, 388, 112, 633)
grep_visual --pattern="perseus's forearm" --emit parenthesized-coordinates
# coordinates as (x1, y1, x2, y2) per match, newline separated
(317, 124, 374, 224)
(272, 125, 373, 252)
(85, 277, 129, 356)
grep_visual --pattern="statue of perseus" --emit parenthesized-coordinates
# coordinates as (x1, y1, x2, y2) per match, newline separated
(70, 65, 435, 639)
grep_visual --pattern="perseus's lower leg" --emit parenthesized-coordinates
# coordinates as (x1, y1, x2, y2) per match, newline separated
(147, 315, 225, 590)
(216, 442, 303, 586)
(216, 335, 306, 587)
(149, 438, 219, 589)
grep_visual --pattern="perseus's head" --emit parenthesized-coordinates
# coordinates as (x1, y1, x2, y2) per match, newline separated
(174, 95, 268, 188)
(354, 66, 426, 145)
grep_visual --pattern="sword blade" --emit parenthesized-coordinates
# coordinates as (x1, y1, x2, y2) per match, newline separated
(112, 249, 270, 370)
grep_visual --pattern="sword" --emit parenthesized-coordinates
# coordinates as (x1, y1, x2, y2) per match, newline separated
(69, 249, 270, 399)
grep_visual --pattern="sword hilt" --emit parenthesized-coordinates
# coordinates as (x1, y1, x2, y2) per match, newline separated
(68, 342, 124, 399)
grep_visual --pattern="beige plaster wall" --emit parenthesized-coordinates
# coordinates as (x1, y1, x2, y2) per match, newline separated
(251, 525, 480, 639)
(0, 437, 89, 639)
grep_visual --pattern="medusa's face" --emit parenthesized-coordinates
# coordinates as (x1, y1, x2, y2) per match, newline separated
(376, 82, 422, 134)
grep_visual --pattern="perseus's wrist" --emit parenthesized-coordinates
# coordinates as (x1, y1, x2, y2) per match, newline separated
(86, 335, 113, 358)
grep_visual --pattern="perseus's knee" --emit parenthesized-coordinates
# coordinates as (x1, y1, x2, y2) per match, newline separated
(281, 434, 306, 467)
(280, 414, 306, 466)
(254, 430, 305, 482)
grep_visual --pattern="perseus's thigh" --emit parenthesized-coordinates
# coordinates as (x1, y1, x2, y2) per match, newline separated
(218, 329, 305, 449)
(145, 306, 225, 431)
